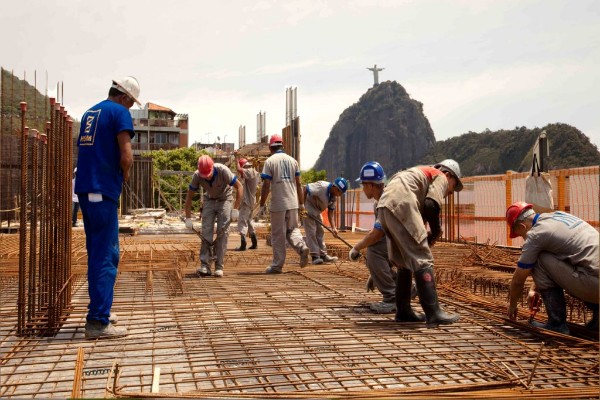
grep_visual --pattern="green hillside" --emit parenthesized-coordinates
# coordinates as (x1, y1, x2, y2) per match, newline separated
(418, 124, 600, 176)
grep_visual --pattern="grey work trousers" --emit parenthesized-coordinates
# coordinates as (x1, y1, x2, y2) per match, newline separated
(200, 199, 232, 271)
(304, 205, 326, 257)
(237, 203, 255, 237)
(269, 209, 306, 270)
(366, 238, 396, 303)
(535, 252, 599, 304)
(379, 208, 434, 273)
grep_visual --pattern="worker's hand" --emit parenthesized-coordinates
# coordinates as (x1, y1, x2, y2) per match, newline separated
(365, 275, 375, 292)
(527, 290, 540, 308)
(185, 218, 194, 230)
(298, 204, 307, 219)
(507, 304, 518, 321)
(258, 205, 266, 219)
(331, 227, 339, 237)
(231, 208, 239, 221)
(349, 247, 361, 261)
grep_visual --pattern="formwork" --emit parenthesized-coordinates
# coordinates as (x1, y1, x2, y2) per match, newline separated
(1, 229, 598, 399)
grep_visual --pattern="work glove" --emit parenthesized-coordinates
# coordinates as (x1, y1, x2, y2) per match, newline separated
(349, 247, 361, 261)
(365, 275, 375, 292)
(298, 204, 307, 219)
(230, 208, 239, 221)
(185, 218, 193, 229)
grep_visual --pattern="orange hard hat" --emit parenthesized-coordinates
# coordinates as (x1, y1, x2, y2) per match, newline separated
(506, 201, 534, 238)
(269, 134, 283, 147)
(197, 155, 214, 178)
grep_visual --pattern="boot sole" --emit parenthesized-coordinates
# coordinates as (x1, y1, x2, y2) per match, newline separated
(426, 316, 460, 328)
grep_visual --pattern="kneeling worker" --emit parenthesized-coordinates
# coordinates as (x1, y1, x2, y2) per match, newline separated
(506, 202, 599, 334)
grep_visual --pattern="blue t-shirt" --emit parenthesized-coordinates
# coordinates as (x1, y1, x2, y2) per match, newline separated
(75, 99, 135, 201)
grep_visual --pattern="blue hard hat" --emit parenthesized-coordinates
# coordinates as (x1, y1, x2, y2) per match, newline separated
(333, 177, 349, 193)
(356, 161, 385, 183)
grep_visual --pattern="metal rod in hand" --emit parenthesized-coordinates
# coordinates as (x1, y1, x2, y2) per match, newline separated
(305, 212, 354, 249)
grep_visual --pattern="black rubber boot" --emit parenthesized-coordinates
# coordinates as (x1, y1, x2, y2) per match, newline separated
(584, 302, 599, 331)
(249, 233, 258, 249)
(235, 235, 247, 251)
(530, 287, 569, 334)
(414, 267, 459, 328)
(394, 268, 425, 323)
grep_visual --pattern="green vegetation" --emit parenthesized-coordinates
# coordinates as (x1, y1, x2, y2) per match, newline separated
(300, 169, 327, 185)
(142, 147, 206, 211)
(418, 124, 600, 176)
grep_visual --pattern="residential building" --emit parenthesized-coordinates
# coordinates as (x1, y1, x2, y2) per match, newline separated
(130, 103, 189, 154)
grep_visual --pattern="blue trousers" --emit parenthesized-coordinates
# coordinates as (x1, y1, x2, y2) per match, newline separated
(79, 195, 119, 325)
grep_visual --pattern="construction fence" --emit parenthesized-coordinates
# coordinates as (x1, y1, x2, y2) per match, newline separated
(339, 166, 599, 247)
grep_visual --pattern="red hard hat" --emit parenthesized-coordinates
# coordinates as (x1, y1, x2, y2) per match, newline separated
(197, 155, 214, 178)
(269, 134, 283, 147)
(506, 201, 534, 238)
(239, 158, 248, 168)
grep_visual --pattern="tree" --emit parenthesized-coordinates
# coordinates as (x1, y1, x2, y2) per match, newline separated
(300, 169, 327, 185)
(142, 147, 206, 212)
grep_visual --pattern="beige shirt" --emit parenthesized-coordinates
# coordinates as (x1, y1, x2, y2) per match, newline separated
(377, 166, 447, 243)
(240, 168, 260, 208)
(261, 150, 300, 212)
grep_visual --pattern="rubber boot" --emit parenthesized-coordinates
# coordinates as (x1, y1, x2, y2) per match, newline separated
(530, 287, 569, 334)
(584, 302, 599, 331)
(414, 267, 459, 328)
(248, 233, 258, 249)
(394, 268, 425, 322)
(235, 235, 247, 251)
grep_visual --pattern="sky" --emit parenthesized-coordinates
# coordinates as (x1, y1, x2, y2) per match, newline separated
(2, 0, 599, 169)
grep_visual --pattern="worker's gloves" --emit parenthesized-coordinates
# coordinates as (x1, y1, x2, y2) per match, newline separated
(349, 247, 361, 261)
(365, 275, 375, 292)
(298, 204, 307, 219)
(230, 208, 239, 221)
(185, 218, 194, 229)
(258, 205, 266, 219)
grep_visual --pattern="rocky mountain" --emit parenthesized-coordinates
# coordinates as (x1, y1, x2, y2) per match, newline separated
(313, 81, 435, 184)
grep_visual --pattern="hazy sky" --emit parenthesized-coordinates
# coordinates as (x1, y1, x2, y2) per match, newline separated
(3, 0, 599, 169)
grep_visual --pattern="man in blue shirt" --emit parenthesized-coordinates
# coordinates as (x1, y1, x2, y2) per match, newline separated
(75, 77, 140, 339)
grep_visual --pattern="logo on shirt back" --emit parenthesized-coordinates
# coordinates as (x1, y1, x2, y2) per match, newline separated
(79, 109, 101, 146)
(278, 159, 292, 180)
(549, 211, 583, 229)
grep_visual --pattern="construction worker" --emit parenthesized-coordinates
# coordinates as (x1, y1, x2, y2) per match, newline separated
(371, 159, 463, 327)
(349, 162, 409, 314)
(76, 76, 140, 339)
(506, 202, 599, 334)
(233, 151, 260, 251)
(303, 177, 348, 264)
(259, 134, 310, 273)
(184, 155, 243, 278)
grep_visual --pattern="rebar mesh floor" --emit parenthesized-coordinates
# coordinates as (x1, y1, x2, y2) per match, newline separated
(1, 237, 598, 399)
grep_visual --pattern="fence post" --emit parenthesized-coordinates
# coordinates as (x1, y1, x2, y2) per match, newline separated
(557, 170, 566, 212)
(505, 171, 513, 246)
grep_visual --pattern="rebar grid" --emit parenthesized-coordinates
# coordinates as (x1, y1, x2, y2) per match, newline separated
(1, 236, 598, 399)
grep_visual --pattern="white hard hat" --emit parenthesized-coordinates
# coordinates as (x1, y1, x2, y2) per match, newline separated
(434, 159, 463, 192)
(111, 76, 141, 105)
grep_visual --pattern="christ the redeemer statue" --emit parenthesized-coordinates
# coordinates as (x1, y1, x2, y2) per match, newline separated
(367, 64, 384, 86)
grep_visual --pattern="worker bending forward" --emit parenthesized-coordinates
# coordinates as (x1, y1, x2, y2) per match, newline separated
(349, 162, 406, 314)
(375, 159, 463, 327)
(185, 155, 243, 278)
(260, 134, 310, 273)
(303, 177, 348, 264)
(233, 152, 260, 251)
(506, 202, 599, 334)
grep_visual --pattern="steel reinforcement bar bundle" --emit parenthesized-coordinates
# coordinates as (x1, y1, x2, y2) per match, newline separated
(15, 97, 74, 337)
